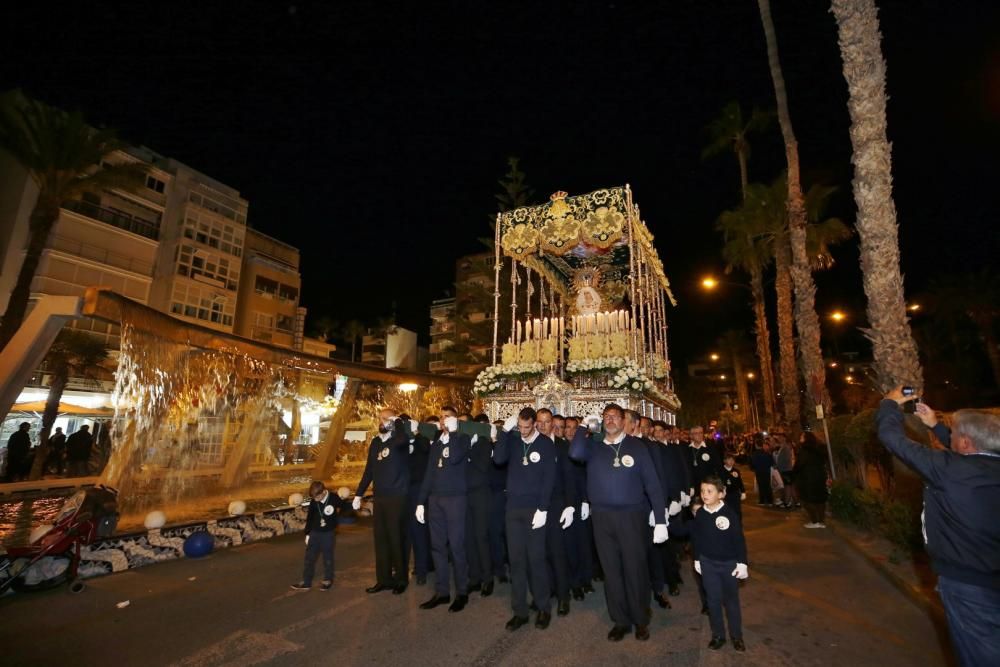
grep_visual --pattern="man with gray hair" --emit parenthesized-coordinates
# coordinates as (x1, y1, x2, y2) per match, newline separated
(876, 387, 1000, 667)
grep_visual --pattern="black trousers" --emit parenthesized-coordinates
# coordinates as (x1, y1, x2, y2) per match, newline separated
(404, 484, 431, 577)
(546, 506, 571, 602)
(701, 557, 742, 639)
(465, 486, 493, 584)
(648, 535, 667, 595)
(663, 536, 682, 587)
(302, 530, 335, 585)
(429, 494, 468, 597)
(506, 506, 550, 617)
(567, 509, 595, 587)
(373, 494, 407, 586)
(755, 470, 773, 504)
(593, 510, 650, 627)
(488, 488, 508, 578)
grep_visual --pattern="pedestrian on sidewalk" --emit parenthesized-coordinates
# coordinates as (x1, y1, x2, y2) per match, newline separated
(773, 435, 797, 509)
(671, 475, 748, 652)
(750, 437, 774, 506)
(876, 388, 1000, 667)
(292, 481, 351, 591)
(794, 432, 830, 528)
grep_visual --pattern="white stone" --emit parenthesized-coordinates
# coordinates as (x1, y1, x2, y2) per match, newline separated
(288, 493, 304, 507)
(144, 511, 167, 529)
(227, 500, 247, 516)
(337, 487, 351, 499)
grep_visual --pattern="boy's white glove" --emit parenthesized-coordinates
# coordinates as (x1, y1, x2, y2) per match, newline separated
(531, 510, 547, 529)
(694, 560, 702, 575)
(415, 505, 425, 524)
(503, 415, 519, 432)
(559, 506, 574, 529)
(305, 535, 310, 545)
(732, 563, 749, 579)
(668, 500, 681, 516)
(443, 416, 459, 433)
(580, 502, 590, 520)
(352, 496, 362, 511)
(653, 524, 668, 544)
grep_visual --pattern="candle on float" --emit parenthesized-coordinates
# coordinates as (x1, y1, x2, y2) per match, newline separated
(516, 320, 522, 343)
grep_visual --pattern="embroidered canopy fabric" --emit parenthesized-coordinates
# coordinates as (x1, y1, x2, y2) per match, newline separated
(498, 186, 676, 305)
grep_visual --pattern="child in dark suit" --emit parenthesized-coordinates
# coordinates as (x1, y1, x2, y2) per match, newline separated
(291, 481, 351, 591)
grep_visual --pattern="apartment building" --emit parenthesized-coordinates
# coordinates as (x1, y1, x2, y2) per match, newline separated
(233, 228, 303, 348)
(428, 297, 456, 374)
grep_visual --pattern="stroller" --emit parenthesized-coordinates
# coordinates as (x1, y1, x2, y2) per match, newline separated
(0, 485, 119, 595)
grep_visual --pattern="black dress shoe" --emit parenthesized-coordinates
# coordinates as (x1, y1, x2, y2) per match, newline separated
(733, 638, 746, 652)
(416, 575, 427, 585)
(392, 583, 407, 595)
(535, 611, 551, 629)
(505, 615, 529, 631)
(572, 587, 585, 601)
(654, 593, 671, 609)
(419, 595, 450, 610)
(701, 605, 709, 615)
(635, 625, 650, 641)
(607, 625, 628, 642)
(498, 574, 510, 584)
(707, 637, 726, 650)
(668, 584, 681, 596)
(468, 581, 482, 592)
(448, 594, 468, 612)
(366, 584, 388, 594)
(557, 599, 570, 616)
(481, 580, 494, 597)
(583, 583, 596, 594)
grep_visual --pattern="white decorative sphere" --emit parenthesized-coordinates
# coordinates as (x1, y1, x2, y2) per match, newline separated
(337, 486, 351, 499)
(29, 524, 54, 544)
(288, 493, 304, 507)
(227, 500, 247, 516)
(144, 511, 167, 529)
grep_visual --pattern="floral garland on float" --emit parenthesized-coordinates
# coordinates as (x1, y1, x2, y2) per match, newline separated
(565, 355, 628, 375)
(610, 360, 655, 392)
(473, 362, 546, 396)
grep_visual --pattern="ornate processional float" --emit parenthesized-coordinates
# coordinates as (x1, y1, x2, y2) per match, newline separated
(477, 185, 681, 423)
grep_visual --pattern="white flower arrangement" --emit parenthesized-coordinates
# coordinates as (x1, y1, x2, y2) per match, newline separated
(648, 355, 670, 380)
(473, 362, 545, 396)
(565, 356, 628, 375)
(610, 360, 653, 391)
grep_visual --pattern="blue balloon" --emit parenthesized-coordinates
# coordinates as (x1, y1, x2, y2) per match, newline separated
(183, 530, 215, 558)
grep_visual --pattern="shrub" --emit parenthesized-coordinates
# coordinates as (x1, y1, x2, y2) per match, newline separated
(828, 480, 922, 553)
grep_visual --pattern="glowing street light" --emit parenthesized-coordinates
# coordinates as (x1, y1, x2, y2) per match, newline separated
(719, 374, 727, 380)
(701, 276, 719, 290)
(829, 361, 838, 368)
(709, 353, 720, 362)
(845, 375, 854, 383)
(830, 311, 846, 323)
(907, 303, 921, 312)
(746, 372, 755, 379)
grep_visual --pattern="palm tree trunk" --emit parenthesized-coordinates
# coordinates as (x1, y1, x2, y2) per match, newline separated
(750, 269, 777, 427)
(29, 369, 69, 480)
(757, 0, 830, 416)
(774, 238, 800, 431)
(0, 206, 59, 350)
(737, 149, 750, 201)
(831, 0, 924, 392)
(730, 350, 753, 431)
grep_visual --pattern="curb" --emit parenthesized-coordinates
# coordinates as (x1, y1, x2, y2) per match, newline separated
(826, 520, 945, 620)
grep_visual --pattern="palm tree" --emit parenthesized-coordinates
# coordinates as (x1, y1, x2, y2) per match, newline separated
(28, 329, 109, 480)
(756, 0, 831, 415)
(718, 330, 755, 432)
(0, 91, 147, 349)
(830, 0, 924, 392)
(341, 320, 366, 363)
(702, 101, 773, 200)
(480, 156, 535, 250)
(716, 194, 777, 427)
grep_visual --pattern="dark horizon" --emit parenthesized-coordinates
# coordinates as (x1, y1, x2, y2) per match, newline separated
(3, 0, 998, 370)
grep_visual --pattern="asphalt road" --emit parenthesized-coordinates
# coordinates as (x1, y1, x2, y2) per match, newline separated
(0, 504, 953, 667)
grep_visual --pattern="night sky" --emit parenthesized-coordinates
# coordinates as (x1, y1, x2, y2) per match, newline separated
(3, 1, 998, 370)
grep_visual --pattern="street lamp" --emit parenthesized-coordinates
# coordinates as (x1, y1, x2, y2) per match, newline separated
(701, 276, 719, 290)
(830, 311, 846, 323)
(709, 353, 720, 362)
(719, 374, 727, 380)
(907, 303, 921, 312)
(746, 372, 755, 379)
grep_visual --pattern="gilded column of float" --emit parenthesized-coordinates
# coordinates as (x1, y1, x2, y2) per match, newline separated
(625, 186, 639, 361)
(492, 213, 502, 366)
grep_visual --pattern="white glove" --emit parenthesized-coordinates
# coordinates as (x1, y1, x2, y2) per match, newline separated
(668, 500, 681, 516)
(694, 560, 702, 575)
(503, 415, 519, 432)
(415, 505, 425, 524)
(409, 419, 419, 435)
(732, 563, 749, 579)
(740, 492, 747, 501)
(443, 416, 459, 433)
(649, 510, 655, 527)
(471, 434, 478, 445)
(531, 509, 547, 530)
(680, 492, 690, 507)
(653, 524, 668, 544)
(490, 424, 498, 440)
(352, 496, 362, 511)
(580, 502, 590, 521)
(559, 506, 574, 529)
(305, 535, 310, 545)
(584, 415, 602, 433)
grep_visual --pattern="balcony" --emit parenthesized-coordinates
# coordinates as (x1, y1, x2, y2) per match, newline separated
(63, 200, 160, 240)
